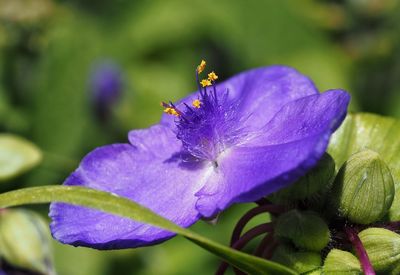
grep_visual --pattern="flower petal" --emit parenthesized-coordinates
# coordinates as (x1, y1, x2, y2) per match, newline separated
(195, 90, 350, 217)
(161, 66, 318, 131)
(50, 125, 212, 249)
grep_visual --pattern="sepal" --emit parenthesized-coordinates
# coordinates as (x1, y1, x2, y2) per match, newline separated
(275, 210, 330, 251)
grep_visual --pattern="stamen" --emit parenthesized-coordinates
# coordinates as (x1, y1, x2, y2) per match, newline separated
(163, 107, 180, 116)
(161, 101, 180, 117)
(197, 60, 206, 74)
(200, 79, 212, 87)
(208, 71, 218, 82)
(192, 99, 201, 108)
(161, 60, 247, 161)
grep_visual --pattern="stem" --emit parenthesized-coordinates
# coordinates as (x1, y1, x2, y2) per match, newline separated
(216, 223, 273, 275)
(253, 233, 279, 259)
(230, 204, 285, 245)
(255, 197, 270, 205)
(254, 232, 274, 256)
(345, 226, 375, 275)
(382, 221, 400, 231)
(261, 239, 279, 260)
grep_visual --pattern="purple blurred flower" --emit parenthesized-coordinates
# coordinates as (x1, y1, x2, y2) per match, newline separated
(90, 61, 123, 120)
(50, 62, 350, 250)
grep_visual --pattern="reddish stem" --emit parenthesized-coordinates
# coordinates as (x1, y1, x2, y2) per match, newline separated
(345, 226, 376, 275)
(383, 221, 400, 231)
(216, 223, 273, 275)
(254, 232, 274, 256)
(230, 204, 285, 246)
(261, 238, 279, 260)
(255, 197, 270, 205)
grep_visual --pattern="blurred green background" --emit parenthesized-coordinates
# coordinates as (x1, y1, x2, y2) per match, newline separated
(0, 0, 399, 274)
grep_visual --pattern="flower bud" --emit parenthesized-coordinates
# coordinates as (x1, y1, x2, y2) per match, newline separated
(0, 134, 42, 181)
(332, 150, 395, 224)
(271, 244, 321, 274)
(269, 153, 335, 203)
(359, 227, 400, 272)
(90, 60, 124, 121)
(275, 210, 330, 251)
(0, 209, 54, 274)
(323, 249, 361, 274)
(388, 188, 400, 221)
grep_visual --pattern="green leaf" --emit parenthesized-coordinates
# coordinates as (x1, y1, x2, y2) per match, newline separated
(0, 134, 42, 181)
(328, 113, 400, 220)
(0, 186, 297, 275)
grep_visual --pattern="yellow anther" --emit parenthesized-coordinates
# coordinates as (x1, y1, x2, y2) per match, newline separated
(163, 107, 180, 117)
(197, 60, 206, 74)
(208, 71, 218, 82)
(200, 79, 212, 87)
(192, 99, 201, 108)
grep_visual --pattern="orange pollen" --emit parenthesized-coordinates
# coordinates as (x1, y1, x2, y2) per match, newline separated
(163, 107, 180, 117)
(200, 79, 212, 87)
(208, 71, 218, 81)
(197, 60, 206, 74)
(192, 99, 201, 108)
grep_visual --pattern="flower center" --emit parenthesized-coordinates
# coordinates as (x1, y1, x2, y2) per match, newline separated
(162, 60, 246, 162)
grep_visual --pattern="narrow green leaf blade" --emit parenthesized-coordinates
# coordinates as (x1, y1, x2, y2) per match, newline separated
(0, 134, 42, 181)
(0, 186, 297, 275)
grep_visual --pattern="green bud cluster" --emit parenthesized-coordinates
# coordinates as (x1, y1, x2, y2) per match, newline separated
(268, 149, 400, 274)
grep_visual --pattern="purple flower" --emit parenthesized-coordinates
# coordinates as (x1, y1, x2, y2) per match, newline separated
(50, 62, 350, 250)
(90, 61, 123, 120)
